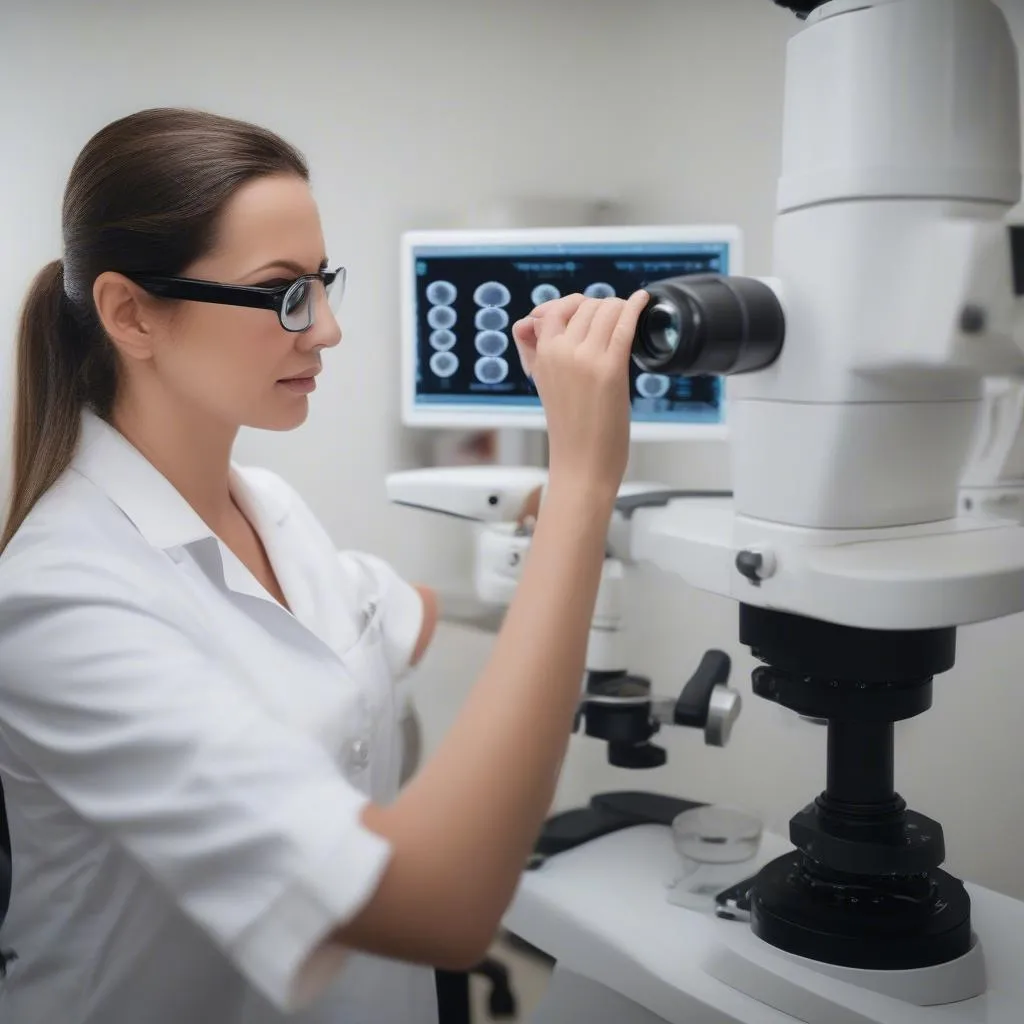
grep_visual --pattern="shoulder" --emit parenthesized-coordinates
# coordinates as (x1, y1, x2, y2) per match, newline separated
(0, 527, 176, 702)
(0, 470, 196, 656)
(1, 469, 159, 586)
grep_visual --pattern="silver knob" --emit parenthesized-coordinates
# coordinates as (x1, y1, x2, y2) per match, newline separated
(705, 685, 742, 747)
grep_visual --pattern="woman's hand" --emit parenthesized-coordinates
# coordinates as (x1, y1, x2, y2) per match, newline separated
(512, 291, 648, 504)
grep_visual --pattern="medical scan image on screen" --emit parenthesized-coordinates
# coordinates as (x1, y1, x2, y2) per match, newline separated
(410, 242, 730, 425)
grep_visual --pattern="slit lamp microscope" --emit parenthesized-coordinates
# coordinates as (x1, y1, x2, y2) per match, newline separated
(388, 1, 1024, 1020)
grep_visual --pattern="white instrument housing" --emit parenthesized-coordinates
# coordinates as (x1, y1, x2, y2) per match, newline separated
(634, 0, 1024, 633)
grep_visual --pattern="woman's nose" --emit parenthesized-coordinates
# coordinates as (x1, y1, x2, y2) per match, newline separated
(302, 286, 342, 350)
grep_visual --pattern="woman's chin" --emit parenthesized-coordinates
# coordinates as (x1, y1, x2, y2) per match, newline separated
(249, 397, 310, 432)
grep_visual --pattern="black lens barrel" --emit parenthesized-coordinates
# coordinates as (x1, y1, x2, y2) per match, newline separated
(631, 274, 785, 378)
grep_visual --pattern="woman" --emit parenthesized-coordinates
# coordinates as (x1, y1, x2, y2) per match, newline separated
(0, 107, 646, 1023)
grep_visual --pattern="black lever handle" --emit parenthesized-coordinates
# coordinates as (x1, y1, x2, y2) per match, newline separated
(614, 489, 731, 520)
(674, 649, 732, 728)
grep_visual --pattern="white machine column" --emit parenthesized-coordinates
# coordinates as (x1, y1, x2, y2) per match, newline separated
(730, 0, 1022, 530)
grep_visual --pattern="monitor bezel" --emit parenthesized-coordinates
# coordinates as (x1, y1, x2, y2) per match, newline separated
(400, 224, 743, 441)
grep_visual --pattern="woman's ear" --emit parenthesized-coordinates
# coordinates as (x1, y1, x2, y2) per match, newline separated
(92, 272, 161, 363)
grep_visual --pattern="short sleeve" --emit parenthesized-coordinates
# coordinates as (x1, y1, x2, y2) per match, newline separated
(336, 551, 425, 681)
(0, 552, 391, 1013)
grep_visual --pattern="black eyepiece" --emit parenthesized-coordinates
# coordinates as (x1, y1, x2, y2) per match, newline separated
(631, 274, 785, 378)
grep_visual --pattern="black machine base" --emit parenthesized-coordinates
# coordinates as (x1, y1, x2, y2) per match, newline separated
(751, 852, 973, 970)
(739, 604, 971, 971)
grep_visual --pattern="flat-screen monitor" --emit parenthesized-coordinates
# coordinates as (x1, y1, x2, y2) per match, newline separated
(400, 225, 741, 440)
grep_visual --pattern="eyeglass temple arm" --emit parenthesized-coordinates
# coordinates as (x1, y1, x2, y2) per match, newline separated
(131, 276, 281, 311)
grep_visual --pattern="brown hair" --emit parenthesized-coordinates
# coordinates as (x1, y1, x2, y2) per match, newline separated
(1, 108, 309, 552)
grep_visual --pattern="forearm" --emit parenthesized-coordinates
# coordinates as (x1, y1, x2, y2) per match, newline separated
(348, 483, 613, 964)
(404, 482, 609, 875)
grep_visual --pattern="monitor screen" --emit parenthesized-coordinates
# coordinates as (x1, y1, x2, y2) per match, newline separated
(400, 226, 741, 440)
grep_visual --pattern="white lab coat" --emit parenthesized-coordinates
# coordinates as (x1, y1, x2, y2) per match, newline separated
(0, 411, 439, 1024)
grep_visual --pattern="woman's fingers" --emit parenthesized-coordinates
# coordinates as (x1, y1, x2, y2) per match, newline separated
(573, 296, 626, 352)
(513, 294, 587, 373)
(606, 290, 649, 359)
(513, 289, 646, 374)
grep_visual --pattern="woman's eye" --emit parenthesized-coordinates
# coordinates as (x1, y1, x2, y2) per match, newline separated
(284, 281, 310, 314)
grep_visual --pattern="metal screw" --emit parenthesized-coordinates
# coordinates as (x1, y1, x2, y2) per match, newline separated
(735, 548, 776, 585)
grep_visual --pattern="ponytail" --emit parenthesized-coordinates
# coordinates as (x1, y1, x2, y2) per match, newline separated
(1, 261, 102, 553)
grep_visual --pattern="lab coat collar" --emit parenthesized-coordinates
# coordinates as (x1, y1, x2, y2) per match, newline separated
(72, 410, 288, 551)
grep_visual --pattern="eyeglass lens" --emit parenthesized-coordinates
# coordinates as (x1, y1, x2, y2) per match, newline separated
(280, 269, 347, 331)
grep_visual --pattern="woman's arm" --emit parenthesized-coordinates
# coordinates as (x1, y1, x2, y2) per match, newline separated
(345, 483, 612, 967)
(334, 291, 647, 969)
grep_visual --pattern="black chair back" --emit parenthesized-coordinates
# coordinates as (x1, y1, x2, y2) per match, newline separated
(0, 780, 10, 924)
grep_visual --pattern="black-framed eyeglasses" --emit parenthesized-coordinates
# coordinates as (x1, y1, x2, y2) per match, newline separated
(127, 266, 347, 333)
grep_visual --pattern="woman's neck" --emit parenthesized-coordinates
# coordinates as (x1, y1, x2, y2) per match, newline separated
(111, 391, 240, 535)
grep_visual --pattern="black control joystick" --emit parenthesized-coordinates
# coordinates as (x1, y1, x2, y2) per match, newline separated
(580, 649, 740, 768)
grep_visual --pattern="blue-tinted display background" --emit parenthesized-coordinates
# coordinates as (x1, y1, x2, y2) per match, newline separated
(412, 241, 731, 423)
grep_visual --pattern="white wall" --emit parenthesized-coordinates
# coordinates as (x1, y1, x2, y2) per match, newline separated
(1, 0, 1023, 902)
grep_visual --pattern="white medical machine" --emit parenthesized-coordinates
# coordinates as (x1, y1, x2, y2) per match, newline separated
(388, 1, 1024, 1020)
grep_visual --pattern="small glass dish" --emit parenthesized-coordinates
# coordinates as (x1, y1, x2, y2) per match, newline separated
(665, 805, 762, 910)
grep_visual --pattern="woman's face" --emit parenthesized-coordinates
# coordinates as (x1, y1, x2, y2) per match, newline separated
(116, 174, 342, 433)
